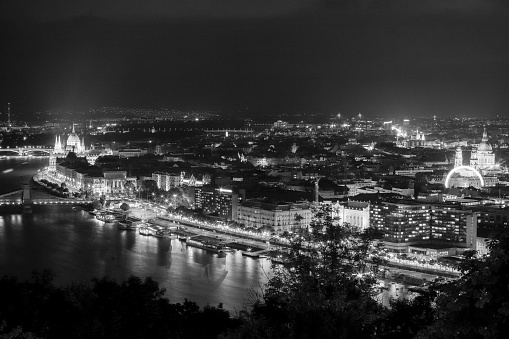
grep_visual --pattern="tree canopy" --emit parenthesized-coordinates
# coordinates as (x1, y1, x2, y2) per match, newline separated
(0, 271, 237, 339)
(418, 230, 509, 338)
(223, 204, 387, 338)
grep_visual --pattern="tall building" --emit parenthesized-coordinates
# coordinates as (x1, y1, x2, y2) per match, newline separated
(370, 199, 473, 255)
(470, 207, 509, 256)
(430, 204, 472, 247)
(381, 202, 431, 252)
(201, 186, 240, 220)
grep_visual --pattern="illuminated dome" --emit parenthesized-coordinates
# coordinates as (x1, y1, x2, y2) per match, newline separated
(477, 140, 492, 152)
(477, 127, 492, 152)
(65, 124, 83, 153)
(67, 133, 80, 147)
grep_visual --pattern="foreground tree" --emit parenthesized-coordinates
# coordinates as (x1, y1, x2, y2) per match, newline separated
(0, 272, 237, 339)
(223, 204, 387, 339)
(418, 229, 509, 338)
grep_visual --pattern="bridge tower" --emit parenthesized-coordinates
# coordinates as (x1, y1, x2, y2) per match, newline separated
(21, 184, 33, 213)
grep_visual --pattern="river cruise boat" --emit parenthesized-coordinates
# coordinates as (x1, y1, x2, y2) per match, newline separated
(96, 213, 117, 223)
(241, 250, 261, 258)
(186, 239, 225, 254)
(138, 224, 171, 238)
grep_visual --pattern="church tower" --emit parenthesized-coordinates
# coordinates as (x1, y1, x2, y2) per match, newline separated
(473, 127, 495, 172)
(454, 146, 463, 168)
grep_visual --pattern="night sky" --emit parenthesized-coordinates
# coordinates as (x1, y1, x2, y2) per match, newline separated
(1, 0, 509, 118)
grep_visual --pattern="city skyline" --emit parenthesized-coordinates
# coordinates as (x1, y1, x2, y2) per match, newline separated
(1, 1, 508, 117)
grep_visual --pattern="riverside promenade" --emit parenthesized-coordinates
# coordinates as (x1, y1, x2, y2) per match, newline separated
(145, 215, 272, 253)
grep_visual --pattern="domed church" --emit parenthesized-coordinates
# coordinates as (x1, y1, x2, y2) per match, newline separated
(470, 127, 495, 172)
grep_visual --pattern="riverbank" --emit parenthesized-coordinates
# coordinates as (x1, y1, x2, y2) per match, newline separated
(145, 215, 270, 252)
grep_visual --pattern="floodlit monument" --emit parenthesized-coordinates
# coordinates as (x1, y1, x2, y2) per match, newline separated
(445, 128, 495, 189)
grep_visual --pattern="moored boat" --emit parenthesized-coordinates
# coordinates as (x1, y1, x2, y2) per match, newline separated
(138, 224, 170, 237)
(242, 250, 261, 258)
(186, 239, 225, 254)
(96, 213, 117, 223)
(118, 219, 143, 230)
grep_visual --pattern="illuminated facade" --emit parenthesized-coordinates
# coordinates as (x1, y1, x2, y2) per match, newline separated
(65, 124, 85, 153)
(382, 203, 431, 252)
(152, 172, 182, 191)
(50, 124, 86, 170)
(430, 205, 472, 247)
(331, 200, 370, 230)
(470, 128, 495, 172)
(54, 159, 137, 197)
(369, 199, 473, 253)
(201, 186, 240, 220)
(238, 199, 312, 234)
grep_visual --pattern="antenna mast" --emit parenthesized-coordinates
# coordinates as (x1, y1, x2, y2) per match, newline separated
(8, 103, 11, 129)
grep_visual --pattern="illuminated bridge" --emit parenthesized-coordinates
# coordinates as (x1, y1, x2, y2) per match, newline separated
(0, 186, 89, 213)
(0, 147, 53, 156)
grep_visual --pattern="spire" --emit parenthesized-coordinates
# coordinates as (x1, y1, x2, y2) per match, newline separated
(72, 122, 75, 134)
(482, 127, 488, 141)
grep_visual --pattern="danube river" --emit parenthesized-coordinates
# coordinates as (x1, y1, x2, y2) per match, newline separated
(0, 157, 270, 311)
(0, 157, 408, 310)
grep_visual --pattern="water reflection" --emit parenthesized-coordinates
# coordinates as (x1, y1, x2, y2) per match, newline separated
(156, 238, 172, 268)
(124, 231, 136, 251)
(0, 205, 270, 310)
(0, 157, 49, 194)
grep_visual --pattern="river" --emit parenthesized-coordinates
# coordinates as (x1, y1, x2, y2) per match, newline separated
(0, 156, 408, 311)
(0, 156, 270, 311)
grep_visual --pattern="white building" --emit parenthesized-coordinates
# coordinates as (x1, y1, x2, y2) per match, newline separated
(49, 124, 87, 170)
(331, 200, 370, 230)
(152, 172, 182, 191)
(238, 199, 312, 234)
